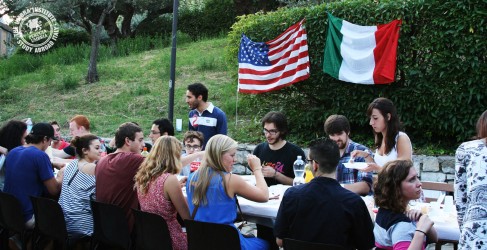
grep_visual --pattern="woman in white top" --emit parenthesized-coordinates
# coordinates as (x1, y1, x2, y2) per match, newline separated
(352, 97, 413, 172)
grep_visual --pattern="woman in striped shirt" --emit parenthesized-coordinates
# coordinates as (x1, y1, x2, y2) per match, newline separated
(58, 134, 100, 236)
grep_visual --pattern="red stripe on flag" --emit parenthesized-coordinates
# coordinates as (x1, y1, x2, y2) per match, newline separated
(238, 50, 309, 75)
(238, 75, 310, 94)
(373, 19, 401, 84)
(239, 63, 310, 85)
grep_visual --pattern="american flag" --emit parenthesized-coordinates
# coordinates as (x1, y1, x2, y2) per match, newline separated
(238, 20, 310, 94)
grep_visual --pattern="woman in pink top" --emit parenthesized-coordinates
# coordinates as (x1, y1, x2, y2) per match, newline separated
(135, 136, 190, 250)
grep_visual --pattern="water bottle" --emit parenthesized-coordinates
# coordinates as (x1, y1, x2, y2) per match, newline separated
(26, 118, 33, 133)
(293, 155, 305, 186)
(141, 147, 149, 157)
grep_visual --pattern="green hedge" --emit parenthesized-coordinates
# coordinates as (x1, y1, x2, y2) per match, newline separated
(179, 0, 237, 39)
(226, 0, 486, 149)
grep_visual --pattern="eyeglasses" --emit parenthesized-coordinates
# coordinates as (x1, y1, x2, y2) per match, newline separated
(306, 158, 313, 163)
(263, 129, 279, 136)
(185, 145, 201, 151)
(150, 130, 161, 135)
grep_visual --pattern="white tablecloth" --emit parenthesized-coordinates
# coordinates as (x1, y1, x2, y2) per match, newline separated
(237, 186, 460, 242)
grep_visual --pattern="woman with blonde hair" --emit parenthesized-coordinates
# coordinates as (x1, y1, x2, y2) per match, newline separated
(135, 136, 190, 250)
(455, 110, 487, 249)
(186, 134, 269, 250)
(374, 160, 437, 249)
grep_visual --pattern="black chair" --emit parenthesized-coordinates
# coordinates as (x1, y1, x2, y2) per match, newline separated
(90, 199, 131, 250)
(132, 209, 172, 250)
(0, 192, 31, 250)
(283, 238, 346, 250)
(185, 219, 240, 250)
(30, 196, 91, 250)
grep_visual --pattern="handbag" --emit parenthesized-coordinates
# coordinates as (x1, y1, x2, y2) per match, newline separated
(190, 195, 255, 238)
(235, 195, 256, 238)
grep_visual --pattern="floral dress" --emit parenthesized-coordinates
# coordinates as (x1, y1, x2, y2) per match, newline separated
(138, 173, 187, 250)
(455, 139, 487, 250)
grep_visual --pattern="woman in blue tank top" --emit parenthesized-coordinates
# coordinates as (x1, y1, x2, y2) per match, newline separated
(186, 134, 270, 250)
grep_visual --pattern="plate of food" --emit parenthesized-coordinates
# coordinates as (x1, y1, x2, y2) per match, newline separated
(343, 162, 369, 170)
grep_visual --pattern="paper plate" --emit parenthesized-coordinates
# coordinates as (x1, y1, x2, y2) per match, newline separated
(343, 162, 368, 170)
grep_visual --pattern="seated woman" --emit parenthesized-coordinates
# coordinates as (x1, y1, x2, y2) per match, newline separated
(135, 136, 190, 250)
(352, 97, 413, 172)
(58, 134, 100, 236)
(374, 160, 437, 249)
(186, 134, 269, 250)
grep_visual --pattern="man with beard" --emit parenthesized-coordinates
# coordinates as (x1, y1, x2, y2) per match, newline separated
(253, 111, 306, 186)
(186, 83, 227, 148)
(324, 115, 373, 195)
(253, 111, 306, 250)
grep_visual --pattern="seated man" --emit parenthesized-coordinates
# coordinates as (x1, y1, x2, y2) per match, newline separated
(53, 115, 91, 158)
(50, 121, 70, 150)
(274, 138, 374, 249)
(3, 123, 64, 228)
(324, 115, 373, 195)
(180, 131, 204, 176)
(149, 118, 175, 144)
(95, 122, 145, 231)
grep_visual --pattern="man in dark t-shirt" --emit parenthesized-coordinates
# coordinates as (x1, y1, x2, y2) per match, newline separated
(253, 111, 305, 186)
(252, 111, 306, 250)
(95, 122, 145, 231)
(274, 138, 374, 249)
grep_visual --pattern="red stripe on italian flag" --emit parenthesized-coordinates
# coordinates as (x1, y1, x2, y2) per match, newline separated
(323, 13, 401, 84)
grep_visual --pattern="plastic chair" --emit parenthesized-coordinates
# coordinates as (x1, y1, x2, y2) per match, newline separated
(0, 192, 31, 250)
(30, 196, 91, 250)
(283, 238, 346, 250)
(90, 199, 132, 250)
(184, 219, 240, 250)
(132, 209, 172, 250)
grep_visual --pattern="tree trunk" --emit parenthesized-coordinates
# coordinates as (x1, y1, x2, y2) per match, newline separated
(86, 22, 103, 83)
(86, 1, 116, 83)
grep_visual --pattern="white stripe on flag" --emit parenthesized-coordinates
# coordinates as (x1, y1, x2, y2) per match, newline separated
(339, 20, 377, 84)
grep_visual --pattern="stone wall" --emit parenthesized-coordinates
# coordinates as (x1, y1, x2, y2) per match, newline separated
(232, 144, 456, 184)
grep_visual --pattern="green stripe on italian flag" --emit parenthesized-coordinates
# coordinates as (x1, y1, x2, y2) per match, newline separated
(323, 13, 402, 84)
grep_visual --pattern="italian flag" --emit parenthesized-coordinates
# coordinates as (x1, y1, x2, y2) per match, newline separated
(323, 13, 402, 84)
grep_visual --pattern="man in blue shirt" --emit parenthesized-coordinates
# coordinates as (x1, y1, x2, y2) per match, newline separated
(3, 122, 64, 228)
(274, 138, 374, 249)
(186, 83, 227, 148)
(324, 115, 373, 195)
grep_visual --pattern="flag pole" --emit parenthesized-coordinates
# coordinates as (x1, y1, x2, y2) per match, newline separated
(235, 83, 239, 127)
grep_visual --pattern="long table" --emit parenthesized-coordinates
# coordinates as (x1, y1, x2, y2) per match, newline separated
(237, 184, 460, 242)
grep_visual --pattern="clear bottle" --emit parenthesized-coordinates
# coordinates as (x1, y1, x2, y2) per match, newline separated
(293, 155, 305, 186)
(141, 147, 149, 157)
(26, 118, 33, 133)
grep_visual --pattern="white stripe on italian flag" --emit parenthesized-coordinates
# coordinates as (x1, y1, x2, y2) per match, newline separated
(323, 13, 401, 84)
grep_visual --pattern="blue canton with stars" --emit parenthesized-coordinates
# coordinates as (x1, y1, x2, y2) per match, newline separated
(238, 34, 272, 66)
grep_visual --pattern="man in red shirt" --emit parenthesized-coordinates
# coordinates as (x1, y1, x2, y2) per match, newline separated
(95, 122, 145, 231)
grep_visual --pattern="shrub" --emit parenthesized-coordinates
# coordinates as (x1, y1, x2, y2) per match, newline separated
(225, 0, 486, 148)
(179, 0, 237, 39)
